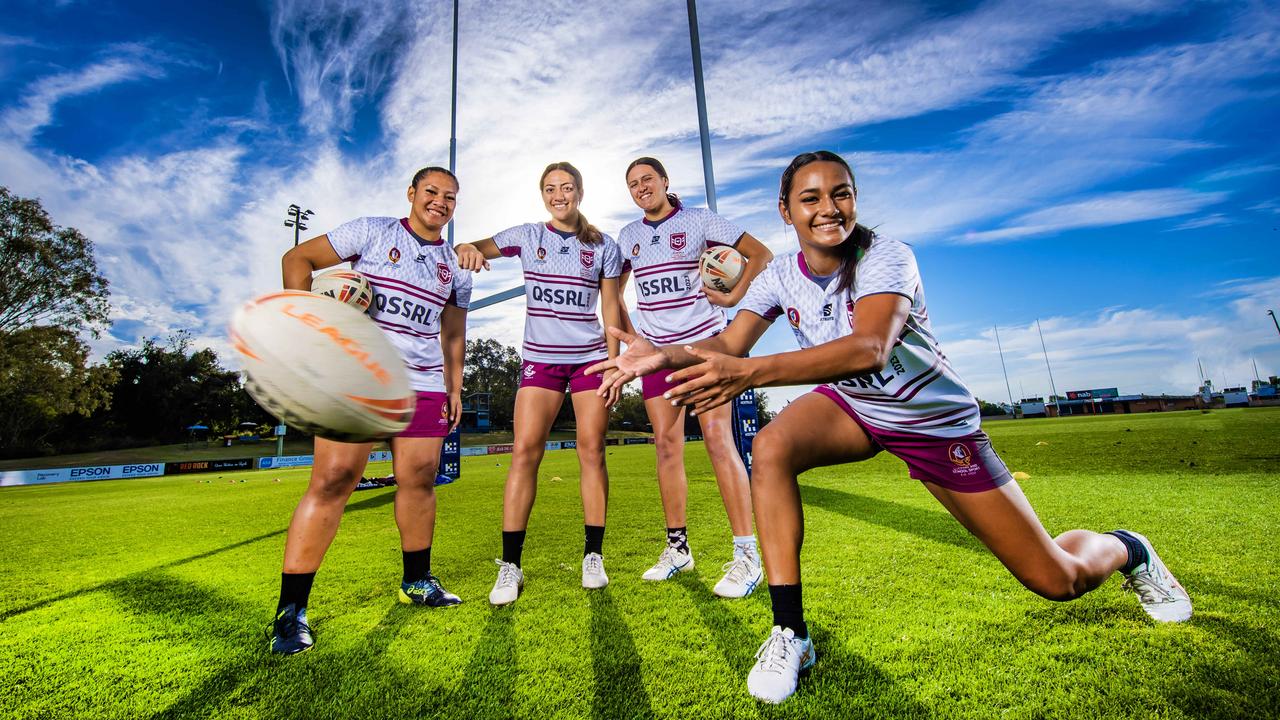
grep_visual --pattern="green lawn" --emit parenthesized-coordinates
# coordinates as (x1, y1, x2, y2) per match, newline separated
(0, 430, 653, 471)
(1, 408, 1276, 719)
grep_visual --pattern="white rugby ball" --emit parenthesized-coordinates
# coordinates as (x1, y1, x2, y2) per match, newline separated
(230, 290, 414, 442)
(700, 245, 746, 294)
(311, 268, 373, 311)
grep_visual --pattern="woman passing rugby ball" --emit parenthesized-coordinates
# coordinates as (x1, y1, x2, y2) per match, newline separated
(268, 167, 471, 655)
(589, 151, 1191, 703)
(454, 162, 624, 606)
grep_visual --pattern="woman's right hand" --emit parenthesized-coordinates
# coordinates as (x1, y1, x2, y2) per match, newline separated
(454, 243, 491, 271)
(586, 327, 667, 396)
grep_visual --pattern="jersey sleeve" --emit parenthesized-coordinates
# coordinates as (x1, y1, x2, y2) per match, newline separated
(324, 217, 373, 260)
(601, 235, 623, 279)
(492, 223, 532, 257)
(450, 267, 473, 309)
(701, 208, 746, 247)
(853, 237, 919, 303)
(737, 257, 784, 322)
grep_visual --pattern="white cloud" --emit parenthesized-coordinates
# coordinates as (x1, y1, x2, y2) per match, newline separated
(960, 188, 1228, 242)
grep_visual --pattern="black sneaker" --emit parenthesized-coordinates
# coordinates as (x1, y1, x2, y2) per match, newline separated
(399, 573, 462, 607)
(268, 604, 315, 655)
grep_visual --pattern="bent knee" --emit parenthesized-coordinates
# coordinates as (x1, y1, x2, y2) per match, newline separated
(1018, 565, 1085, 602)
(310, 466, 362, 498)
(751, 427, 794, 472)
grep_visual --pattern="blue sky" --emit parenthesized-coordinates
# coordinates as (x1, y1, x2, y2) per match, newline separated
(2, 0, 1278, 407)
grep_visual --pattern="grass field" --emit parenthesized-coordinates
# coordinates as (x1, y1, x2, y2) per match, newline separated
(1, 408, 1277, 719)
(0, 430, 652, 471)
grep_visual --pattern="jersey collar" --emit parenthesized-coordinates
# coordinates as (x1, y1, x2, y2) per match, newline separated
(641, 200, 682, 228)
(400, 218, 444, 246)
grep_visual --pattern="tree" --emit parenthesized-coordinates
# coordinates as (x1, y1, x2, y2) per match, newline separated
(0, 326, 116, 457)
(977, 398, 1011, 417)
(755, 390, 774, 426)
(0, 187, 110, 337)
(609, 386, 649, 431)
(462, 338, 523, 430)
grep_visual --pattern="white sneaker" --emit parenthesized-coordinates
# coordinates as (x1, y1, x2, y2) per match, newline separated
(582, 552, 609, 589)
(1119, 531, 1192, 622)
(641, 545, 695, 581)
(488, 559, 524, 606)
(713, 552, 763, 598)
(746, 626, 815, 704)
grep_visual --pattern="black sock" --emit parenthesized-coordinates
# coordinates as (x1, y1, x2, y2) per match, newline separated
(768, 583, 808, 639)
(402, 547, 431, 584)
(666, 526, 690, 553)
(502, 530, 526, 567)
(584, 524, 605, 556)
(1107, 530, 1149, 574)
(278, 572, 316, 612)
(586, 525, 604, 558)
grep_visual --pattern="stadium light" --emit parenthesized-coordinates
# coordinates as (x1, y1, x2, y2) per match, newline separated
(1268, 309, 1279, 338)
(284, 205, 315, 247)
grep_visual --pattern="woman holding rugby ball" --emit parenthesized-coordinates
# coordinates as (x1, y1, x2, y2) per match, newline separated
(454, 162, 624, 605)
(269, 167, 472, 655)
(617, 157, 772, 597)
(590, 151, 1191, 703)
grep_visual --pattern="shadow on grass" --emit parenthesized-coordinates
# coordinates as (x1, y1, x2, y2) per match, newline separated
(442, 606, 520, 718)
(765, 625, 933, 720)
(799, 484, 980, 553)
(589, 588, 656, 720)
(1, 487, 399, 623)
(677, 575, 762, 679)
(1168, 614, 1280, 719)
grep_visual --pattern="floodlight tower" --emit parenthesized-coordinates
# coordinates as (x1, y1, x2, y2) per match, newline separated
(1268, 309, 1279, 338)
(687, 0, 717, 212)
(284, 204, 314, 247)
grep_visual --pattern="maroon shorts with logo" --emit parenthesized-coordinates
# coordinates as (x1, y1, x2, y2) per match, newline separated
(519, 360, 604, 394)
(641, 372, 682, 401)
(399, 391, 451, 438)
(813, 386, 1012, 493)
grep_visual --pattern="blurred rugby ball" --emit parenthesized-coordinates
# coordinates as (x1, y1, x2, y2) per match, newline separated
(230, 291, 414, 442)
(700, 246, 745, 294)
(311, 268, 373, 311)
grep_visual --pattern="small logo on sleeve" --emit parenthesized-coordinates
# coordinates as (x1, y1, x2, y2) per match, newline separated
(437, 262, 453, 286)
(631, 243, 641, 257)
(388, 247, 401, 265)
(786, 307, 801, 328)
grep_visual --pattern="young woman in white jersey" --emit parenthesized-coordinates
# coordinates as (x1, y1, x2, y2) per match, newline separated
(269, 167, 473, 655)
(617, 157, 773, 597)
(454, 161, 624, 605)
(590, 151, 1191, 703)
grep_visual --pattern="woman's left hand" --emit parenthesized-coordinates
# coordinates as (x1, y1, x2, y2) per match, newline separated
(663, 346, 754, 415)
(447, 392, 462, 432)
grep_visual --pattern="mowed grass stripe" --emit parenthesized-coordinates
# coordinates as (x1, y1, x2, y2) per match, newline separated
(0, 408, 1276, 718)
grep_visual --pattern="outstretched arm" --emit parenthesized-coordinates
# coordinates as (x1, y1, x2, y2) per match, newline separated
(667, 293, 911, 415)
(282, 235, 344, 290)
(454, 238, 502, 272)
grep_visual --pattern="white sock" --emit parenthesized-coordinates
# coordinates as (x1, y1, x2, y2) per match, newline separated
(733, 535, 758, 559)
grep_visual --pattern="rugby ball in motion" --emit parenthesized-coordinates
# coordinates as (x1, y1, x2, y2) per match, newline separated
(311, 268, 373, 311)
(700, 245, 746, 294)
(230, 291, 414, 442)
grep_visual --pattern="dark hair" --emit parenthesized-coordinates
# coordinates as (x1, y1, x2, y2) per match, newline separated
(540, 161, 603, 244)
(779, 150, 873, 293)
(411, 166, 459, 190)
(625, 156, 680, 208)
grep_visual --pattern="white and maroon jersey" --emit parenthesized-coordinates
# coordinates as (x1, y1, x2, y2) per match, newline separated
(738, 235, 980, 438)
(325, 216, 472, 393)
(618, 204, 745, 345)
(492, 222, 622, 364)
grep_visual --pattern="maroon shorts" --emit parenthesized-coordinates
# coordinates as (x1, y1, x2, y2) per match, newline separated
(813, 386, 1011, 493)
(519, 360, 604, 394)
(398, 391, 451, 438)
(641, 372, 681, 401)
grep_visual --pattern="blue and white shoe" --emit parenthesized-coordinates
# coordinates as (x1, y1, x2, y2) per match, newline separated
(269, 604, 314, 655)
(1119, 531, 1191, 622)
(399, 574, 462, 607)
(642, 546, 694, 581)
(747, 626, 815, 703)
(714, 551, 763, 598)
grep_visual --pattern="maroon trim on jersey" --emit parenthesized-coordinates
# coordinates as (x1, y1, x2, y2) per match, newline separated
(524, 343, 608, 354)
(527, 310, 599, 324)
(621, 259, 632, 274)
(499, 245, 522, 257)
(707, 231, 746, 249)
(644, 317, 721, 343)
(637, 295, 703, 311)
(839, 358, 944, 403)
(545, 223, 576, 239)
(525, 270, 599, 288)
(894, 404, 975, 427)
(742, 306, 783, 322)
(399, 218, 445, 245)
(632, 259, 699, 277)
(373, 317, 441, 340)
(641, 203, 682, 228)
(525, 338, 607, 350)
(406, 362, 445, 372)
(364, 273, 449, 306)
